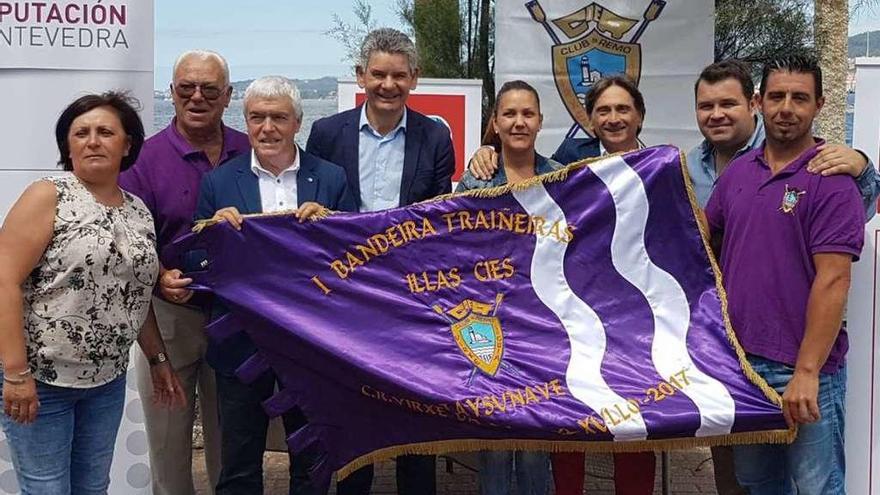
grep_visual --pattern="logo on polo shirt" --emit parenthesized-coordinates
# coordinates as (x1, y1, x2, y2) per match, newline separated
(780, 185, 806, 214)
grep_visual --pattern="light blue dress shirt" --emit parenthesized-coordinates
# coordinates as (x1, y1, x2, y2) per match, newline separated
(358, 105, 407, 212)
(685, 117, 765, 207)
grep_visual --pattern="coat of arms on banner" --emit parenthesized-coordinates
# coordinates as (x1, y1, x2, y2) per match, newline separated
(434, 294, 509, 382)
(525, 0, 666, 136)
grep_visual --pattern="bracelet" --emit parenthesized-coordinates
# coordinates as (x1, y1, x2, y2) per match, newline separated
(3, 375, 26, 385)
(3, 368, 31, 385)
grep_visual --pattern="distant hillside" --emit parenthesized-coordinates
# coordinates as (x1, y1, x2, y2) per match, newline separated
(850, 30, 880, 57)
(231, 76, 337, 99)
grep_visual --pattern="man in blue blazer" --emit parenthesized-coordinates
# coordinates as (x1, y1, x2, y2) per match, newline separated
(195, 76, 355, 495)
(306, 29, 454, 213)
(305, 28, 453, 495)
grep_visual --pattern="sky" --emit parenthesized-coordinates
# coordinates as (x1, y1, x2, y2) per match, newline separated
(851, 4, 880, 35)
(153, 0, 405, 88)
(154, 1, 880, 89)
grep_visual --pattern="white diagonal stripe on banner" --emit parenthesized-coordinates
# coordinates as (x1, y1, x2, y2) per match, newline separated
(590, 155, 735, 436)
(513, 183, 648, 440)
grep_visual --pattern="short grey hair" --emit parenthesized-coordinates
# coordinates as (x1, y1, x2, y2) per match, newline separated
(357, 28, 419, 74)
(173, 50, 230, 86)
(243, 76, 303, 122)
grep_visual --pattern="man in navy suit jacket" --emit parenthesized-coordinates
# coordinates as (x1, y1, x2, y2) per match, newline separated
(307, 104, 453, 209)
(306, 31, 454, 212)
(305, 28, 453, 495)
(195, 76, 355, 495)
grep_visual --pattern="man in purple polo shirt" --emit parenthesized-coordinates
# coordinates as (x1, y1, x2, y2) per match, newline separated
(119, 50, 250, 495)
(705, 55, 864, 494)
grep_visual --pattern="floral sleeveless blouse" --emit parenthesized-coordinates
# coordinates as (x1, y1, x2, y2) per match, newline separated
(21, 176, 159, 387)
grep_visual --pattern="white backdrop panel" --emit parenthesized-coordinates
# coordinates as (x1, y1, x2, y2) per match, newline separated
(495, 0, 713, 156)
(0, 0, 153, 71)
(846, 57, 880, 495)
(0, 70, 153, 171)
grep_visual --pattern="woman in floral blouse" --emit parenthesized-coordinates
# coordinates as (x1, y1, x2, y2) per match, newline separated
(0, 92, 186, 494)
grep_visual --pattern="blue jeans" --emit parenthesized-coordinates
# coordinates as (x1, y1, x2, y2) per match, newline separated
(0, 375, 126, 495)
(215, 370, 320, 495)
(733, 356, 847, 495)
(479, 450, 550, 495)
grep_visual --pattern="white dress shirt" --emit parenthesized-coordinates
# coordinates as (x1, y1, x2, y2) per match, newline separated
(250, 148, 300, 213)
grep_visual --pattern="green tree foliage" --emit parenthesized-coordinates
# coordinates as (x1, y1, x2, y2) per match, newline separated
(715, 0, 815, 65)
(325, 0, 377, 68)
(413, 0, 463, 78)
(403, 0, 495, 126)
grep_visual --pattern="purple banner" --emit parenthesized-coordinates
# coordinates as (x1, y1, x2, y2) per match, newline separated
(178, 145, 791, 483)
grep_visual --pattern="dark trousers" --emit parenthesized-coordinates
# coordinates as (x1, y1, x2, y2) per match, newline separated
(551, 452, 584, 494)
(552, 452, 655, 495)
(613, 452, 656, 494)
(337, 455, 437, 495)
(215, 371, 320, 495)
(711, 445, 747, 495)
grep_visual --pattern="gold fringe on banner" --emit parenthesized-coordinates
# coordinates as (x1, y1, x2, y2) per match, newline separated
(677, 150, 794, 425)
(190, 148, 799, 477)
(191, 205, 333, 233)
(191, 151, 617, 234)
(337, 428, 796, 480)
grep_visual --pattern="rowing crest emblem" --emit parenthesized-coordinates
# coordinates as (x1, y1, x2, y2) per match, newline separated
(780, 185, 806, 214)
(526, 0, 666, 137)
(434, 294, 509, 382)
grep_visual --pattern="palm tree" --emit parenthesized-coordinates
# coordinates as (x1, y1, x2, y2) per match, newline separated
(814, 0, 849, 143)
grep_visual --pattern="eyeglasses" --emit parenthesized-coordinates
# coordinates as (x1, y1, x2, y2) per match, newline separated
(171, 82, 227, 100)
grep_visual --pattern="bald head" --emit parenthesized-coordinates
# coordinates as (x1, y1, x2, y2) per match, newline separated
(173, 50, 230, 86)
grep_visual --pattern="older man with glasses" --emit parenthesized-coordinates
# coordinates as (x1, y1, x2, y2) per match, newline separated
(119, 50, 250, 495)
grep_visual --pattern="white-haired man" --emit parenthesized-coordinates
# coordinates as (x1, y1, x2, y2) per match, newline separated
(196, 76, 355, 495)
(120, 50, 249, 495)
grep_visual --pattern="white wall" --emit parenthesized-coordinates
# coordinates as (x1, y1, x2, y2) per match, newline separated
(0, 2, 154, 493)
(846, 56, 880, 495)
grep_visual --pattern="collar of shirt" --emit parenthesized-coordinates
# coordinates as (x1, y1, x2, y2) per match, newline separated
(598, 140, 646, 156)
(696, 115, 766, 177)
(250, 146, 300, 178)
(359, 104, 407, 139)
(753, 137, 824, 177)
(163, 117, 250, 170)
(486, 154, 557, 187)
(165, 118, 245, 164)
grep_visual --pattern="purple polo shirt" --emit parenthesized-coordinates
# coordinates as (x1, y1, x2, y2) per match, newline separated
(120, 119, 250, 267)
(705, 141, 865, 373)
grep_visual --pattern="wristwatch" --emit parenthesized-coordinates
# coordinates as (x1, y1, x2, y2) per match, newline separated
(148, 352, 168, 366)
